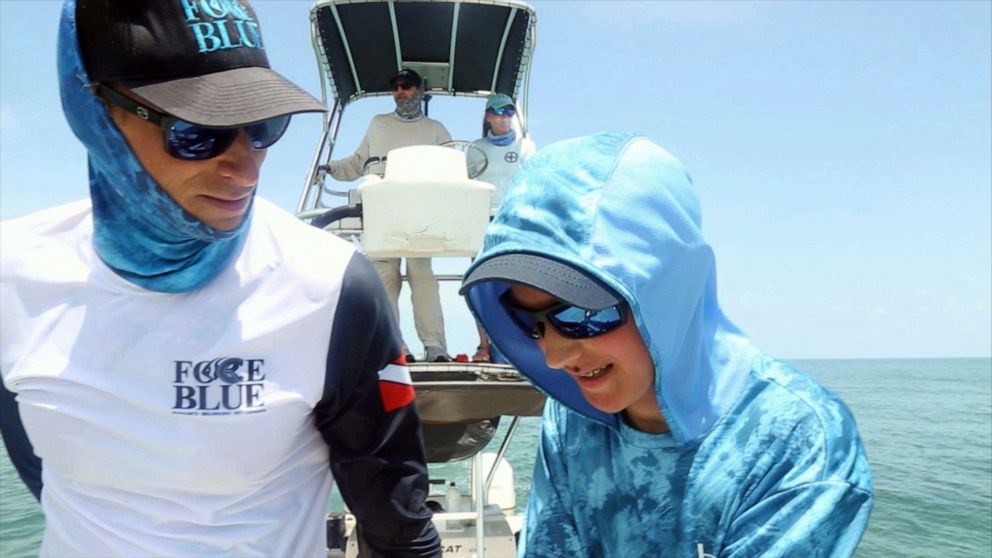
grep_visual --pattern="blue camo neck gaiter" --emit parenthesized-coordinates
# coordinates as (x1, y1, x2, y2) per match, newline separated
(58, 0, 249, 293)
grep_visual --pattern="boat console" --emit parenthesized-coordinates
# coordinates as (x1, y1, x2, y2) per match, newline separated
(299, 1, 539, 555)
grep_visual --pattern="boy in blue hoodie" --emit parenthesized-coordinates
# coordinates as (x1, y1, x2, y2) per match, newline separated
(461, 133, 872, 557)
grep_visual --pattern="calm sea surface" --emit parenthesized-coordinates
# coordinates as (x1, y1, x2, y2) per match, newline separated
(2, 358, 990, 557)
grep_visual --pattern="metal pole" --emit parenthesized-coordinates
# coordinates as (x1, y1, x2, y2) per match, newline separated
(473, 451, 486, 558)
(484, 416, 520, 492)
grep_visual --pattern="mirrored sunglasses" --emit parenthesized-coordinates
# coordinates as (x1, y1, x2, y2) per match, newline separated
(96, 85, 291, 161)
(498, 289, 628, 340)
(488, 106, 516, 117)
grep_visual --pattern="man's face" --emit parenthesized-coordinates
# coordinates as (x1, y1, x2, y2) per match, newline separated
(508, 284, 667, 433)
(485, 109, 513, 135)
(392, 81, 418, 102)
(109, 93, 265, 231)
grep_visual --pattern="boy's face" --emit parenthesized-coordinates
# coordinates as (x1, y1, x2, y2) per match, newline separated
(109, 94, 265, 231)
(508, 284, 667, 433)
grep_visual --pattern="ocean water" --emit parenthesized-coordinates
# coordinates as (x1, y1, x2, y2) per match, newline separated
(1, 358, 990, 557)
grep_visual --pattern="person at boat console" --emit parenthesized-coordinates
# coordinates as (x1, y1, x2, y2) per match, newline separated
(0, 2, 441, 557)
(461, 133, 873, 557)
(328, 69, 452, 363)
(470, 93, 536, 363)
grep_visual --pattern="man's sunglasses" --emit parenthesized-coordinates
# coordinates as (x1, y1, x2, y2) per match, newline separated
(390, 81, 416, 91)
(96, 85, 291, 161)
(498, 289, 628, 340)
(487, 106, 516, 117)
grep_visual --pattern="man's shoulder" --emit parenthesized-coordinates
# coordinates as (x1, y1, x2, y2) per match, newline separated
(371, 113, 447, 130)
(2, 199, 92, 230)
(423, 116, 450, 135)
(366, 113, 408, 134)
(247, 198, 358, 276)
(422, 116, 447, 127)
(1, 200, 93, 285)
(1, 200, 92, 256)
(251, 198, 352, 249)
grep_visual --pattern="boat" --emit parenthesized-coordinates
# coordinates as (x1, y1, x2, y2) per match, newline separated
(296, 1, 542, 556)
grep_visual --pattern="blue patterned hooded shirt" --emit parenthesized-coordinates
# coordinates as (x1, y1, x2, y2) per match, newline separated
(461, 133, 872, 557)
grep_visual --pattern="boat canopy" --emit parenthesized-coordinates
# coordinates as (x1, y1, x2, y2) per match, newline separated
(310, 0, 537, 106)
(299, 0, 538, 213)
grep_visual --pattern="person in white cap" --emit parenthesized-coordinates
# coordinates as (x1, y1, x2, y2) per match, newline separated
(0, 2, 440, 556)
(470, 93, 536, 362)
(329, 69, 452, 363)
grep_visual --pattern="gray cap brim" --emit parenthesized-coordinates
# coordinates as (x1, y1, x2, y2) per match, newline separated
(461, 253, 622, 310)
(129, 67, 326, 127)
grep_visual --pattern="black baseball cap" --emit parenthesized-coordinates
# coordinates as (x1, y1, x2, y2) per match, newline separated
(390, 69, 423, 88)
(77, 0, 326, 127)
(461, 253, 623, 310)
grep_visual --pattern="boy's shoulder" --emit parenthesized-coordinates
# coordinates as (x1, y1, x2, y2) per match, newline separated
(717, 357, 869, 487)
(746, 357, 856, 434)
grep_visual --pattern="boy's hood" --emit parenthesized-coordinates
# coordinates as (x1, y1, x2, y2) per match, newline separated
(463, 133, 758, 445)
(57, 0, 248, 293)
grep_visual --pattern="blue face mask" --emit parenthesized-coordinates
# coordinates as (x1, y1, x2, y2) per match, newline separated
(486, 129, 516, 147)
(57, 0, 250, 293)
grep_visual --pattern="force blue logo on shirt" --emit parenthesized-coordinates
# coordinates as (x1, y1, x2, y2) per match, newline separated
(171, 357, 267, 416)
(504, 151, 519, 163)
(180, 0, 264, 53)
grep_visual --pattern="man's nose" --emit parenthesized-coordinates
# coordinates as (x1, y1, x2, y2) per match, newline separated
(217, 130, 263, 187)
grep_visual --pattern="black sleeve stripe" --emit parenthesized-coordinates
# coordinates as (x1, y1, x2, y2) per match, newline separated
(0, 379, 42, 501)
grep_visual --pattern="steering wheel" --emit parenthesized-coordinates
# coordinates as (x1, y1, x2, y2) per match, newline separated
(361, 156, 386, 177)
(441, 140, 489, 179)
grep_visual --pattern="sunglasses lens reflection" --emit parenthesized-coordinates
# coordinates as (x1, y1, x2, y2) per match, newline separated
(168, 122, 235, 160)
(499, 290, 626, 340)
(167, 115, 291, 160)
(549, 306, 625, 338)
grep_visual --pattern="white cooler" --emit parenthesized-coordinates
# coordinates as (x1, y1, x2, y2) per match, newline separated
(359, 145, 495, 258)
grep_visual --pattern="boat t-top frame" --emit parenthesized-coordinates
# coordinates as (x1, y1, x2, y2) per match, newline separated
(299, 4, 544, 556)
(297, 0, 538, 214)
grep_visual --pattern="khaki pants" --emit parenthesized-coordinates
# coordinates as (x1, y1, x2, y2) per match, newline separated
(371, 258, 446, 351)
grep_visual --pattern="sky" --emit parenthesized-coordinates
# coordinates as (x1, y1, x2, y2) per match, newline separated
(0, 0, 989, 359)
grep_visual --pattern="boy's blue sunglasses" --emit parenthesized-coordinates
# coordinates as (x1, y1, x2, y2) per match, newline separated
(488, 106, 516, 117)
(498, 289, 627, 340)
(96, 85, 291, 161)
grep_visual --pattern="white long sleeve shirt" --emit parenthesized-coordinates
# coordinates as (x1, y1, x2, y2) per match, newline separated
(472, 134, 536, 211)
(330, 113, 452, 181)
